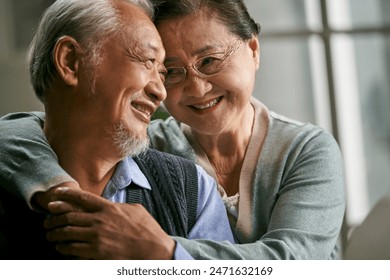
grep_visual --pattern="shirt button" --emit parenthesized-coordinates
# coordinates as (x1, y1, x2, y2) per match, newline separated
(120, 176, 125, 184)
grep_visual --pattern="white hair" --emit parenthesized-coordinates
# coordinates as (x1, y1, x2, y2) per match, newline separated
(28, 0, 154, 103)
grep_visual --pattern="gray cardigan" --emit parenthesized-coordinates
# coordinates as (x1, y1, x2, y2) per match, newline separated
(148, 97, 345, 259)
(0, 97, 345, 259)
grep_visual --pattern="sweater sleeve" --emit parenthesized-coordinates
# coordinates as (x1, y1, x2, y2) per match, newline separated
(0, 112, 75, 209)
(262, 129, 345, 259)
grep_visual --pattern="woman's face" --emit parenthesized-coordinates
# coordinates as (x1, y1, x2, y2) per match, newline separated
(157, 9, 260, 136)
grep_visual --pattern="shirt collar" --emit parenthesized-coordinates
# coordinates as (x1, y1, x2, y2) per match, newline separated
(113, 157, 151, 190)
(102, 157, 151, 199)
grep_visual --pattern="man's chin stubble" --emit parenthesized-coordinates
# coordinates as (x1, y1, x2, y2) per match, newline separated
(113, 122, 149, 158)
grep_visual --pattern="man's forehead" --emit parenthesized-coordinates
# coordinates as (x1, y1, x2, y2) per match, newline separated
(123, 19, 164, 51)
(116, 0, 152, 23)
(113, 2, 165, 58)
(123, 23, 163, 49)
(117, 26, 165, 64)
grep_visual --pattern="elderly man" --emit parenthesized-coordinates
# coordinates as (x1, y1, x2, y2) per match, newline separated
(0, 0, 233, 259)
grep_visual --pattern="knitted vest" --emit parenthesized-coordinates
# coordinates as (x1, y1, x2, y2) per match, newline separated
(130, 149, 198, 237)
(0, 149, 199, 259)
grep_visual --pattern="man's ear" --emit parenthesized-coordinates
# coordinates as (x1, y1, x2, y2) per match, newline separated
(248, 35, 260, 70)
(53, 36, 80, 86)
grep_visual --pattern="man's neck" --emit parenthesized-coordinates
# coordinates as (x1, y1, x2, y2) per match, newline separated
(44, 117, 121, 196)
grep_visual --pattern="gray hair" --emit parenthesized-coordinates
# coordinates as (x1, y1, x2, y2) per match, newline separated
(28, 0, 154, 103)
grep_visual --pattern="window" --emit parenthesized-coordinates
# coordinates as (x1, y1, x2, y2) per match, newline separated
(245, 0, 390, 237)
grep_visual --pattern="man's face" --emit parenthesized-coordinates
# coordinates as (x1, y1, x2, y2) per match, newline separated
(77, 4, 167, 157)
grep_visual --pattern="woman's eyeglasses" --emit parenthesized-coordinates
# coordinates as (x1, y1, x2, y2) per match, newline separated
(164, 38, 243, 88)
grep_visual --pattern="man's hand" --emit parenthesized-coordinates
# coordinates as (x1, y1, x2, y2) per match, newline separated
(31, 181, 80, 212)
(44, 187, 175, 260)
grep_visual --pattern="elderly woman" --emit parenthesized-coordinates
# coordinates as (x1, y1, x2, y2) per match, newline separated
(0, 0, 345, 259)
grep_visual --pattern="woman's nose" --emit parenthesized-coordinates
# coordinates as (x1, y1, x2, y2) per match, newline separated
(183, 72, 212, 97)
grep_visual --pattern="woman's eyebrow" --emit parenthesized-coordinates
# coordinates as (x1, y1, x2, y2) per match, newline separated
(164, 44, 223, 63)
(191, 43, 222, 56)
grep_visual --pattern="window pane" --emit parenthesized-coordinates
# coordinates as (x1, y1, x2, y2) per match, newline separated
(254, 37, 317, 124)
(328, 0, 390, 28)
(245, 0, 322, 32)
(354, 35, 390, 207)
(332, 34, 390, 224)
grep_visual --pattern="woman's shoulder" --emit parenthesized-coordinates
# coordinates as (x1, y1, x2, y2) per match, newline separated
(270, 111, 335, 139)
(265, 111, 340, 155)
(147, 117, 195, 160)
(250, 97, 337, 148)
(148, 116, 181, 132)
(148, 116, 183, 143)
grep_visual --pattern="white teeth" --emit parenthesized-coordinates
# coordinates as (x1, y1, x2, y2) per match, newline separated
(133, 104, 151, 116)
(193, 98, 220, 110)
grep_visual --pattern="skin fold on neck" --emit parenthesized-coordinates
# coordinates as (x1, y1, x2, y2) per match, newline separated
(191, 103, 255, 196)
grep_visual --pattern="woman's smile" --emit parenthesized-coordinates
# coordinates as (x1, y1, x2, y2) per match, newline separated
(190, 96, 223, 111)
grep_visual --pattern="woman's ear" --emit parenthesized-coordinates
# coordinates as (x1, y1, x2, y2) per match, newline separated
(53, 36, 80, 86)
(248, 35, 260, 70)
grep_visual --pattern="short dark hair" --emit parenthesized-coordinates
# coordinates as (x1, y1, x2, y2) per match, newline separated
(152, 0, 260, 40)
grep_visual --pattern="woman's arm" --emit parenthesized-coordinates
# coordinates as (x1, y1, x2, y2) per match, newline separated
(0, 112, 75, 210)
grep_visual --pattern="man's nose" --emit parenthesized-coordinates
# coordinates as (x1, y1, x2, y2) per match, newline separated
(146, 70, 167, 102)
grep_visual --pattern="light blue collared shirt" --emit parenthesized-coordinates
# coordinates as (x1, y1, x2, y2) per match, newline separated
(101, 156, 235, 260)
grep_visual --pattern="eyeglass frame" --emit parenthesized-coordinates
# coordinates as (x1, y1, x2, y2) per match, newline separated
(163, 38, 243, 88)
